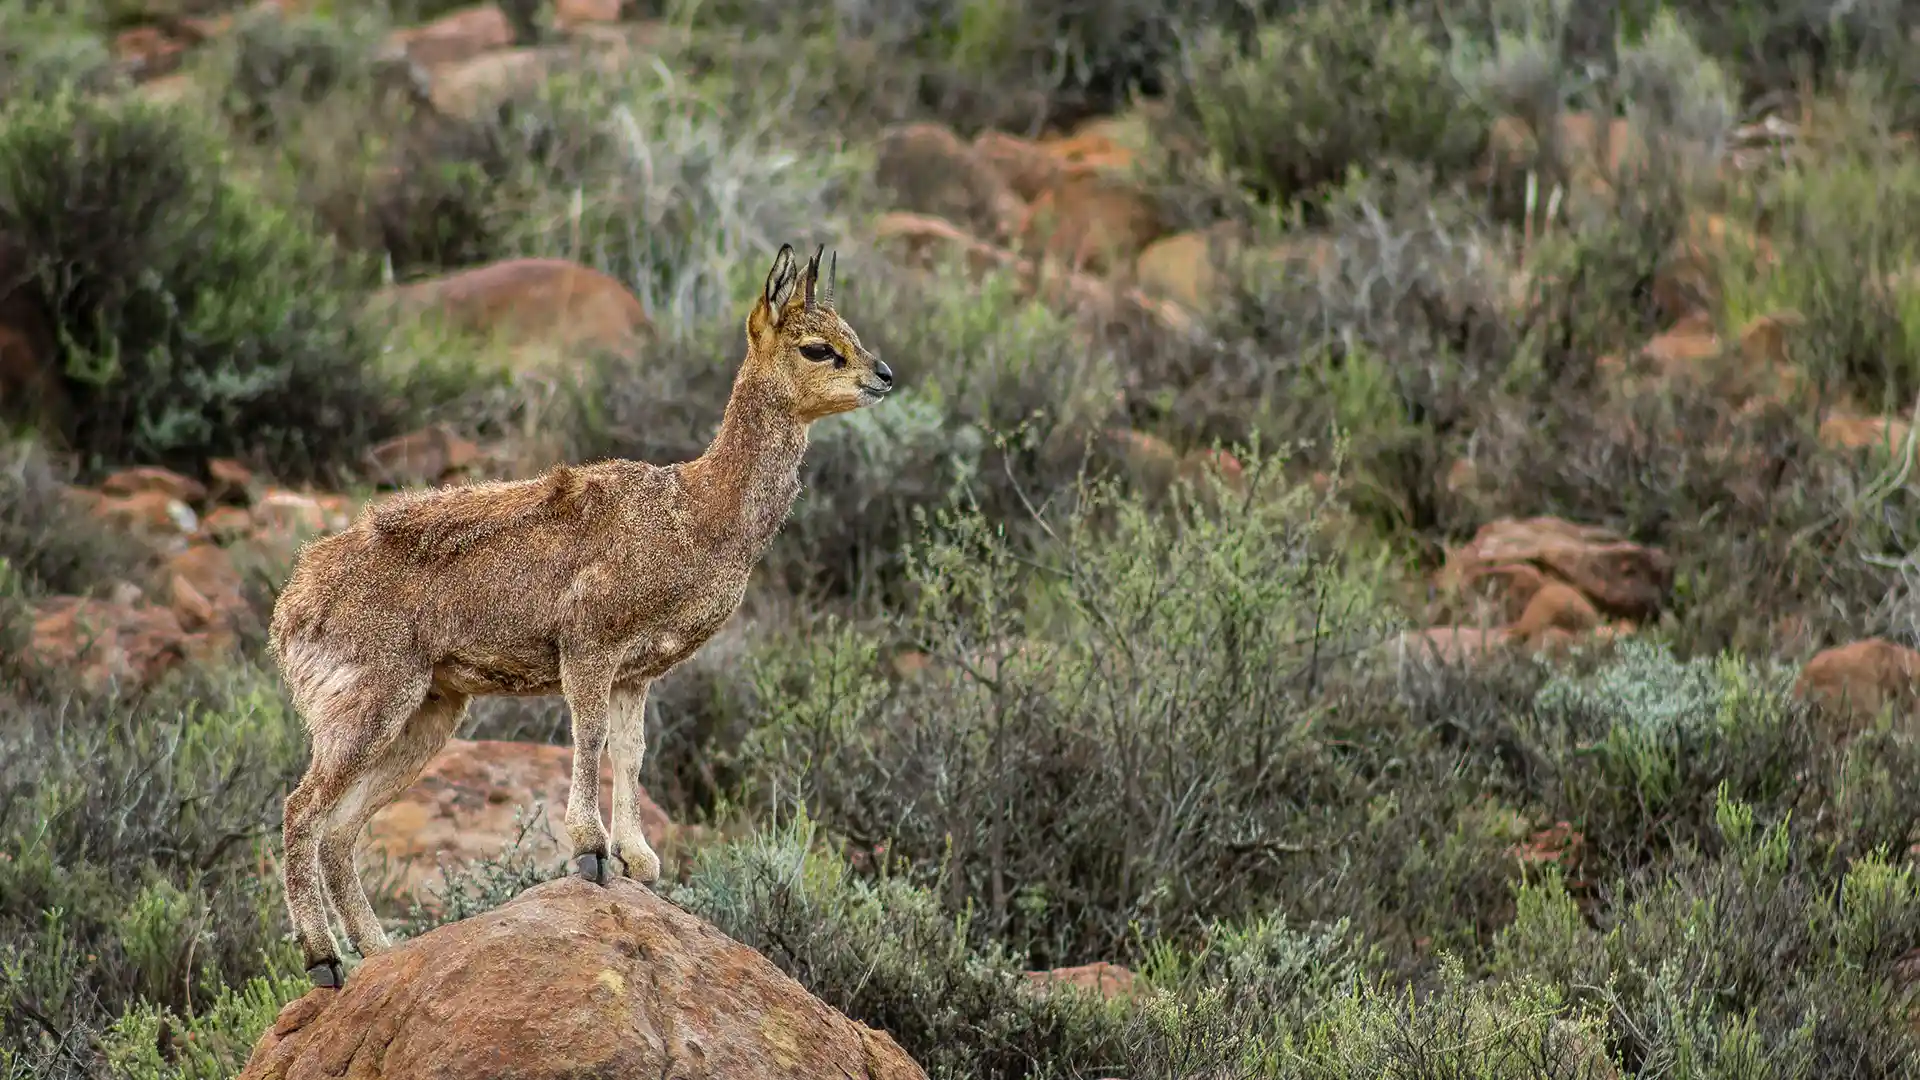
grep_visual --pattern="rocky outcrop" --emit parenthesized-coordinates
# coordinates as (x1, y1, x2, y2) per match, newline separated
(1439, 517, 1674, 625)
(236, 877, 928, 1080)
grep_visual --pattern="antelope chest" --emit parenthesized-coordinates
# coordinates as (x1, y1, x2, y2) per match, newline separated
(621, 576, 748, 679)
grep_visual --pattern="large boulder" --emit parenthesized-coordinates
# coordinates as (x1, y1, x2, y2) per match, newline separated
(370, 257, 654, 363)
(1438, 516, 1674, 624)
(1795, 638, 1920, 740)
(236, 877, 928, 1080)
(875, 122, 1027, 242)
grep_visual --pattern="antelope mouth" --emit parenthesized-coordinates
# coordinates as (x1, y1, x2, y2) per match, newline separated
(858, 382, 891, 397)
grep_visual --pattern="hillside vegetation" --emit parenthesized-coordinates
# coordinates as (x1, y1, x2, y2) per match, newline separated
(6, 0, 1920, 1077)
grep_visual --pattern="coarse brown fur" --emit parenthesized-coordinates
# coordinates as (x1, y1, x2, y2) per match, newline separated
(268, 245, 891, 987)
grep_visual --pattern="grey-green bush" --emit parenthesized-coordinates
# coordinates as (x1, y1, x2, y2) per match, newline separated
(0, 92, 413, 478)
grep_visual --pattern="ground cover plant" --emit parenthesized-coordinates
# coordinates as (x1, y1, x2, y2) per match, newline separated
(5, 0, 1920, 1077)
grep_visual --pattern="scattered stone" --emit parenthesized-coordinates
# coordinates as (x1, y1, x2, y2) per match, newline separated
(235, 877, 928, 1080)
(1134, 227, 1233, 313)
(1023, 961, 1140, 1002)
(91, 491, 199, 547)
(1395, 626, 1515, 671)
(1512, 581, 1603, 644)
(100, 465, 208, 507)
(1795, 638, 1920, 739)
(1018, 168, 1167, 275)
(1820, 410, 1913, 453)
(168, 572, 218, 631)
(26, 597, 207, 692)
(876, 122, 1027, 242)
(199, 506, 255, 544)
(371, 258, 653, 363)
(168, 543, 252, 627)
(206, 458, 258, 504)
(253, 490, 330, 536)
(387, 4, 515, 70)
(1442, 517, 1673, 623)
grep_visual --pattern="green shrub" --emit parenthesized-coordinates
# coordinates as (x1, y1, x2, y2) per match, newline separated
(1666, 0, 1920, 112)
(0, 438, 146, 601)
(215, 8, 381, 141)
(472, 60, 865, 328)
(1714, 88, 1920, 410)
(0, 92, 416, 478)
(1171, 2, 1491, 205)
(1182, 169, 1517, 535)
(1494, 789, 1920, 1078)
(681, 0, 1273, 134)
(0, 661, 306, 1074)
(725, 459, 1424, 962)
(0, 3, 117, 101)
(208, 6, 512, 277)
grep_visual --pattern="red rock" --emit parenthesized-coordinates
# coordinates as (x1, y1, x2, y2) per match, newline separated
(1513, 581, 1602, 643)
(200, 505, 255, 543)
(386, 5, 515, 69)
(1442, 517, 1673, 622)
(1820, 410, 1913, 453)
(235, 877, 928, 1080)
(100, 465, 208, 506)
(90, 490, 198, 545)
(27, 597, 191, 691)
(168, 543, 251, 625)
(113, 26, 191, 81)
(1018, 168, 1167, 275)
(1795, 638, 1920, 738)
(372, 258, 652, 359)
(207, 458, 257, 504)
(876, 122, 1027, 242)
(554, 0, 623, 25)
(364, 423, 485, 488)
(252, 490, 328, 535)
(1395, 626, 1515, 670)
(1023, 961, 1140, 1001)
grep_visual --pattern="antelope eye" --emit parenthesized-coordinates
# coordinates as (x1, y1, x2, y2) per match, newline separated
(799, 342, 837, 363)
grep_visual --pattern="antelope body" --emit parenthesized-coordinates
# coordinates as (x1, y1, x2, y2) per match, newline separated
(268, 245, 891, 987)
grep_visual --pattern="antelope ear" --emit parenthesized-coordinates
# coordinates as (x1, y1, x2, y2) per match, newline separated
(750, 244, 798, 339)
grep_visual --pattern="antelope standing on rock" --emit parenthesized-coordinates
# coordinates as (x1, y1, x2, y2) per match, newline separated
(269, 245, 893, 988)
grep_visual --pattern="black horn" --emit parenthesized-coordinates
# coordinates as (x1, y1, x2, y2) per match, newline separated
(824, 250, 836, 307)
(803, 243, 825, 311)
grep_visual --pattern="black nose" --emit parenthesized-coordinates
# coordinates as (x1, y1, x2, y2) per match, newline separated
(873, 359, 894, 387)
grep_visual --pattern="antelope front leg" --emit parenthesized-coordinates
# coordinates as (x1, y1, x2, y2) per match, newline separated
(560, 650, 617, 885)
(608, 682, 660, 884)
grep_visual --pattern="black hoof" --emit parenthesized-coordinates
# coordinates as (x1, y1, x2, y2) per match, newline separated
(307, 959, 345, 989)
(576, 852, 610, 885)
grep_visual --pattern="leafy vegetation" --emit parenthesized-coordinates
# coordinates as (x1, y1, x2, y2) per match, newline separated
(6, 0, 1920, 1077)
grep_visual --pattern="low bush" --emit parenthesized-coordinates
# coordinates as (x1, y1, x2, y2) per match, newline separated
(1495, 788, 1920, 1078)
(1169, 2, 1491, 206)
(0, 92, 420, 479)
(725, 460, 1425, 962)
(0, 661, 307, 1078)
(0, 4, 116, 101)
(0, 439, 146, 602)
